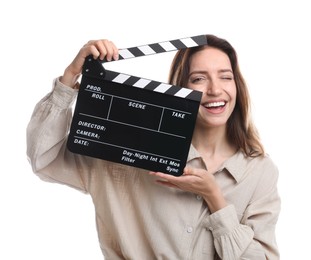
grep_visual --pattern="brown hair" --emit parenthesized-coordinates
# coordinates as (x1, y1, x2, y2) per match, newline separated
(168, 34, 264, 157)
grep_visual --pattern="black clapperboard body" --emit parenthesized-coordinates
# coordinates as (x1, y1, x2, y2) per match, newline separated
(67, 35, 207, 176)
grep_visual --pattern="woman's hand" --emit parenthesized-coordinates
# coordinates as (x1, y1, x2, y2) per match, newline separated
(60, 39, 119, 88)
(149, 167, 227, 213)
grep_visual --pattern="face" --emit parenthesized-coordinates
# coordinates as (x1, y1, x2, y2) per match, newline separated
(187, 47, 237, 130)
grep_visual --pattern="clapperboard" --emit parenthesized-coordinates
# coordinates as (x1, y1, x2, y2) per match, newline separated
(67, 35, 207, 176)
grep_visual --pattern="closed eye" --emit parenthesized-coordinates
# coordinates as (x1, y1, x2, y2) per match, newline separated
(219, 69, 234, 81)
(220, 76, 233, 80)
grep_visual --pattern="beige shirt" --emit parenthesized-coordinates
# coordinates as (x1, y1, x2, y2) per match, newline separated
(26, 78, 280, 260)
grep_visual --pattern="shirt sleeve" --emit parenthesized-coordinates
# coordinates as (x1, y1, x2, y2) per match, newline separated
(204, 159, 280, 260)
(26, 78, 91, 192)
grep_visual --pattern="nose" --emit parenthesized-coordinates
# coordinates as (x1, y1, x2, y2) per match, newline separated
(205, 80, 221, 96)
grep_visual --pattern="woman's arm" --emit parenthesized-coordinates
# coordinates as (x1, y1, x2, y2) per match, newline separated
(26, 39, 119, 191)
(149, 162, 280, 259)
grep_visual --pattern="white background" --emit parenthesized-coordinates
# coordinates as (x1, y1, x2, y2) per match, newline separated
(0, 0, 310, 259)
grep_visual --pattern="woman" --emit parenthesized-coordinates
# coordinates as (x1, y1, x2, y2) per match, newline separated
(27, 35, 280, 259)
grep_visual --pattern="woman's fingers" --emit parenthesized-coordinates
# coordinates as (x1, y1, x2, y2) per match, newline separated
(85, 39, 119, 61)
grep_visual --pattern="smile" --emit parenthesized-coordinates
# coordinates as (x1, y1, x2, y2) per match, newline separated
(200, 100, 227, 114)
(204, 101, 226, 108)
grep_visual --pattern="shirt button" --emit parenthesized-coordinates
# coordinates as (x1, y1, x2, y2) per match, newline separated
(196, 195, 202, 200)
(187, 227, 193, 233)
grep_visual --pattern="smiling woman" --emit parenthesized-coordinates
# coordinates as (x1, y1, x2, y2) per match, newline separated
(26, 34, 280, 259)
(188, 48, 235, 115)
(169, 35, 264, 158)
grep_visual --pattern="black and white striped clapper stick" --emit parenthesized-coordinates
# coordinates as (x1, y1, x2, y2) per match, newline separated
(103, 35, 207, 61)
(94, 35, 207, 101)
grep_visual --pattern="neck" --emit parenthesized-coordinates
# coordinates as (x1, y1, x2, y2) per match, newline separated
(192, 124, 236, 159)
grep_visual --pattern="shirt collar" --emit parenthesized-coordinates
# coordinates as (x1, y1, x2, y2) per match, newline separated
(187, 144, 249, 183)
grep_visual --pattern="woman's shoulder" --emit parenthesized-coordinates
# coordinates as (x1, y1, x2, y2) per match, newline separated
(231, 151, 279, 180)
(253, 153, 278, 171)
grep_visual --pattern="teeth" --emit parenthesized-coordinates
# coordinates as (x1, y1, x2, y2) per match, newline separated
(205, 101, 225, 108)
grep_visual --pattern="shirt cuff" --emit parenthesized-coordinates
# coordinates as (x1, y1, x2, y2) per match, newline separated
(51, 77, 78, 109)
(204, 204, 240, 238)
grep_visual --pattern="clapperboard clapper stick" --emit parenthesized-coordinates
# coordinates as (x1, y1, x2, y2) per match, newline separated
(67, 35, 207, 176)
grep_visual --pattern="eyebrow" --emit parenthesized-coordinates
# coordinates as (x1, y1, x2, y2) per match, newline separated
(218, 69, 233, 74)
(189, 69, 233, 76)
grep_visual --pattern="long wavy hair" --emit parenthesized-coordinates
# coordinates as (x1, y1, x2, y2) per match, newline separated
(168, 34, 264, 157)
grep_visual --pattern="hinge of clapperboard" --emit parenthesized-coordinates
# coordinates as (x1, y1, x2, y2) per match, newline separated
(81, 35, 207, 100)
